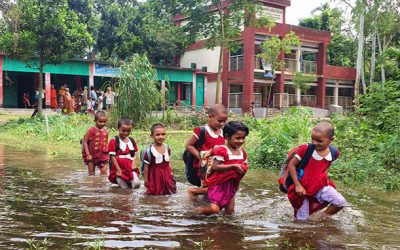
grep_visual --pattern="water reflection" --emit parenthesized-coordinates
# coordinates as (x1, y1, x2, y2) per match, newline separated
(0, 145, 399, 249)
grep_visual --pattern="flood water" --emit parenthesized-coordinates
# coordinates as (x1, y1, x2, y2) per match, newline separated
(0, 144, 399, 249)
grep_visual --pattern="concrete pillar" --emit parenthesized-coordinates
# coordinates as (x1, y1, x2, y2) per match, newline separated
(242, 28, 256, 113)
(177, 82, 181, 106)
(295, 86, 301, 105)
(273, 49, 286, 108)
(334, 80, 339, 106)
(316, 43, 327, 108)
(295, 47, 301, 72)
(204, 76, 208, 107)
(45, 73, 51, 107)
(0, 55, 3, 108)
(192, 73, 196, 107)
(89, 62, 94, 87)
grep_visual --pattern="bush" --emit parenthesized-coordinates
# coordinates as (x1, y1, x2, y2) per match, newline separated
(246, 107, 313, 169)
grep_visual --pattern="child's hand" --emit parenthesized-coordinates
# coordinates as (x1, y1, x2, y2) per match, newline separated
(235, 164, 244, 174)
(86, 155, 93, 161)
(295, 183, 307, 196)
(116, 169, 122, 176)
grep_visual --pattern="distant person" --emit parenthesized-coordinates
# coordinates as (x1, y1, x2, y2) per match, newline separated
(104, 86, 116, 111)
(58, 86, 66, 110)
(97, 92, 104, 111)
(143, 123, 176, 195)
(90, 86, 98, 110)
(82, 86, 88, 98)
(196, 121, 249, 215)
(186, 104, 228, 198)
(64, 88, 74, 114)
(250, 102, 255, 117)
(23, 92, 30, 108)
(108, 119, 140, 189)
(287, 121, 347, 220)
(50, 84, 58, 110)
(81, 111, 109, 175)
(86, 97, 95, 115)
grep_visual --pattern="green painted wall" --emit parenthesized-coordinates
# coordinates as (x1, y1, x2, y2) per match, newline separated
(167, 82, 178, 104)
(157, 68, 194, 82)
(2, 76, 18, 108)
(196, 75, 205, 106)
(2, 58, 89, 76)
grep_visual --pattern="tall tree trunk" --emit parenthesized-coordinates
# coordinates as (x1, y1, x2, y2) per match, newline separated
(37, 63, 43, 116)
(215, 5, 225, 104)
(377, 31, 386, 85)
(370, 32, 376, 84)
(215, 45, 224, 104)
(38, 63, 44, 116)
(354, 7, 364, 100)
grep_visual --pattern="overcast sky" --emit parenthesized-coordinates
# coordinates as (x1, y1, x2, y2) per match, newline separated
(286, 0, 330, 25)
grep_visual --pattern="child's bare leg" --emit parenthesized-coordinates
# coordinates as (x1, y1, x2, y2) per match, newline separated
(87, 162, 95, 175)
(224, 197, 235, 215)
(100, 164, 108, 175)
(324, 205, 343, 216)
(197, 203, 220, 215)
(187, 187, 208, 200)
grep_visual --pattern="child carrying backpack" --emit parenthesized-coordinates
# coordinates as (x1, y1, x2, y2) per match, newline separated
(141, 123, 176, 195)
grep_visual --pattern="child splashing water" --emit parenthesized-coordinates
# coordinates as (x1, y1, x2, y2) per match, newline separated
(197, 121, 249, 215)
(143, 123, 176, 195)
(186, 104, 228, 198)
(287, 121, 347, 220)
(108, 119, 140, 189)
(82, 111, 109, 175)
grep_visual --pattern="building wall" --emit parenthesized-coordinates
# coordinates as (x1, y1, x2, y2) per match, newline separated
(180, 47, 221, 72)
(207, 81, 217, 106)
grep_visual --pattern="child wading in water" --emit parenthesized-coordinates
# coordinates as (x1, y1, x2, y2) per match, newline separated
(287, 121, 347, 220)
(143, 123, 176, 195)
(82, 111, 109, 175)
(108, 119, 140, 189)
(186, 104, 228, 198)
(197, 121, 249, 215)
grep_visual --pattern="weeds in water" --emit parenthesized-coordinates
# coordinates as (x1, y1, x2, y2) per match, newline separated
(194, 237, 214, 250)
(86, 239, 105, 250)
(25, 238, 49, 250)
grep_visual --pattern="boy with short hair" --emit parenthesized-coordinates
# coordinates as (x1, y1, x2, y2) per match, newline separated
(287, 121, 347, 220)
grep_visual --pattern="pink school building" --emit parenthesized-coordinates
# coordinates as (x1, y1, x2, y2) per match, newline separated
(174, 0, 356, 115)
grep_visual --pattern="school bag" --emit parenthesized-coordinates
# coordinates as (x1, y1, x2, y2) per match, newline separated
(109, 136, 136, 169)
(139, 144, 170, 176)
(278, 143, 338, 193)
(182, 126, 206, 187)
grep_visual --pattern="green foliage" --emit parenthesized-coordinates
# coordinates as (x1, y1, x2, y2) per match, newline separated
(109, 54, 161, 128)
(292, 72, 316, 94)
(332, 80, 400, 190)
(245, 107, 313, 169)
(258, 31, 301, 71)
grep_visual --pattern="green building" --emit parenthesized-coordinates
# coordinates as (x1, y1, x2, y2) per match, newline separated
(0, 55, 208, 108)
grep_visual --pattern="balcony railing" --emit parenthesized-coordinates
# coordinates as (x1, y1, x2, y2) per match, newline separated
(325, 96, 353, 110)
(229, 55, 244, 71)
(284, 59, 317, 74)
(288, 94, 317, 107)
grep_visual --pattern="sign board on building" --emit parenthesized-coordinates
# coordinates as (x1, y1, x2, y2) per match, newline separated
(258, 6, 284, 23)
(94, 64, 120, 77)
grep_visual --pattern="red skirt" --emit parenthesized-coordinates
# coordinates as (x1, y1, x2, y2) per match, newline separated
(109, 158, 138, 184)
(146, 163, 176, 195)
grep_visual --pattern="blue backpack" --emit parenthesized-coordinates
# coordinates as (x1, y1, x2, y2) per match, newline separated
(278, 143, 338, 193)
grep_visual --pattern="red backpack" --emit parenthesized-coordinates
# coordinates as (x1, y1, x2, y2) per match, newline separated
(278, 143, 338, 193)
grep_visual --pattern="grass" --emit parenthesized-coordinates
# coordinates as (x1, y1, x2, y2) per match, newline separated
(0, 112, 29, 125)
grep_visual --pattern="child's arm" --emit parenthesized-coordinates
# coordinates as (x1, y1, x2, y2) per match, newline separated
(82, 129, 92, 161)
(144, 163, 149, 187)
(212, 159, 244, 174)
(288, 157, 307, 196)
(186, 135, 201, 160)
(110, 155, 122, 176)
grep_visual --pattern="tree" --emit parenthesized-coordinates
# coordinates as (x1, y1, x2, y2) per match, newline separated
(181, 1, 274, 103)
(109, 54, 161, 127)
(0, 0, 92, 115)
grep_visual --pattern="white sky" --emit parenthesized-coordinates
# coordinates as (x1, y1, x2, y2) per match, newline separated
(286, 0, 331, 25)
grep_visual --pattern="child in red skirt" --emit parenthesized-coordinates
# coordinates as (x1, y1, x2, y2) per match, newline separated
(143, 123, 176, 195)
(186, 104, 228, 198)
(287, 121, 347, 220)
(197, 121, 249, 215)
(82, 111, 109, 175)
(108, 118, 140, 189)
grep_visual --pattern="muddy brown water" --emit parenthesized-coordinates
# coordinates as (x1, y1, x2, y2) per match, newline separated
(0, 145, 399, 249)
